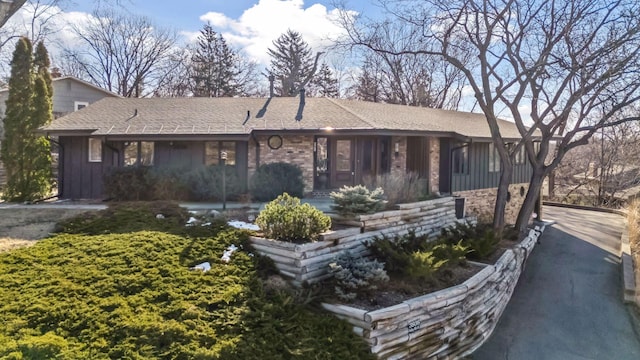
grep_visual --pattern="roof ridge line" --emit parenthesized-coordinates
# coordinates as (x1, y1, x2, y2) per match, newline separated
(325, 98, 376, 128)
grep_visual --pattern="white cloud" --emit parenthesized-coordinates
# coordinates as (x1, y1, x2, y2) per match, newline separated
(197, 0, 357, 65)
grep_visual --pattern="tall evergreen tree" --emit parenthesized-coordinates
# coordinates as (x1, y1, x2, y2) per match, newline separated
(0, 37, 52, 201)
(309, 63, 339, 98)
(267, 29, 321, 96)
(191, 24, 241, 97)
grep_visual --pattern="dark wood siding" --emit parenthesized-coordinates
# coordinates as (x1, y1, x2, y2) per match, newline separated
(440, 139, 533, 193)
(60, 136, 117, 199)
(155, 141, 204, 168)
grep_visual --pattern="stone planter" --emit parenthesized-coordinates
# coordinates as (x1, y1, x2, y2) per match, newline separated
(321, 225, 546, 359)
(250, 197, 471, 287)
(249, 227, 363, 286)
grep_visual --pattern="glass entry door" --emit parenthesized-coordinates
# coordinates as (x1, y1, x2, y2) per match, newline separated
(330, 138, 355, 189)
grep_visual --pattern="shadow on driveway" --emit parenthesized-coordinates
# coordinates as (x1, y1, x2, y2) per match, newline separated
(472, 206, 640, 360)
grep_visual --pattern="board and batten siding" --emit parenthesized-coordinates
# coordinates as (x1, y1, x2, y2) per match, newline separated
(58, 138, 249, 199)
(59, 136, 117, 199)
(439, 139, 533, 193)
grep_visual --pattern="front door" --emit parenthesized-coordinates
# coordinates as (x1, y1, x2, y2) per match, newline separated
(331, 138, 355, 188)
(356, 138, 377, 184)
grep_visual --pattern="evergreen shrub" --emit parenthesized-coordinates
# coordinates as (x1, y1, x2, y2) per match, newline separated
(330, 185, 386, 216)
(328, 251, 389, 301)
(0, 202, 374, 359)
(249, 162, 304, 201)
(104, 166, 151, 201)
(187, 165, 242, 201)
(255, 193, 331, 243)
(438, 221, 503, 261)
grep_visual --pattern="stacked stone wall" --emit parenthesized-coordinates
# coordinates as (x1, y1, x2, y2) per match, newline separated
(322, 226, 545, 359)
(454, 183, 531, 224)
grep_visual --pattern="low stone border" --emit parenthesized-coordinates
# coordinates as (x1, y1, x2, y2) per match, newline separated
(321, 225, 546, 359)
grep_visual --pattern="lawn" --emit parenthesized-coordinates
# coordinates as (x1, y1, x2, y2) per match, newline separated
(0, 202, 374, 359)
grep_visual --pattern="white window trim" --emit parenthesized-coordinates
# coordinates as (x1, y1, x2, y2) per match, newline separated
(88, 138, 102, 163)
(74, 101, 89, 111)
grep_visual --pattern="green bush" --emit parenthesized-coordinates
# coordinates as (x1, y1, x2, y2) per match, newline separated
(104, 166, 152, 201)
(255, 193, 331, 243)
(249, 162, 304, 201)
(188, 165, 243, 201)
(328, 251, 389, 301)
(146, 164, 191, 200)
(0, 204, 374, 360)
(367, 230, 468, 280)
(330, 185, 386, 216)
(438, 221, 502, 261)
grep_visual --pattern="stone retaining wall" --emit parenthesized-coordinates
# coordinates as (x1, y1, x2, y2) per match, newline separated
(321, 225, 545, 359)
(454, 183, 530, 224)
(250, 197, 465, 286)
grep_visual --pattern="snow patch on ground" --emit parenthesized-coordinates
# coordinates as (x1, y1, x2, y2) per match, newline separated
(227, 220, 260, 231)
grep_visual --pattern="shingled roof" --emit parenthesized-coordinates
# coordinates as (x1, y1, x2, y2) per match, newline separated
(40, 97, 527, 140)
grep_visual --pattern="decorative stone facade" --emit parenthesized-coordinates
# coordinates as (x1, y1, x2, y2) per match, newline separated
(390, 136, 407, 178)
(454, 183, 530, 224)
(321, 225, 545, 359)
(248, 135, 315, 194)
(429, 138, 440, 194)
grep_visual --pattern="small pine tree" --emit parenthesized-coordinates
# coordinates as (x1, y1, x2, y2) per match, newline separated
(309, 63, 339, 98)
(0, 38, 53, 202)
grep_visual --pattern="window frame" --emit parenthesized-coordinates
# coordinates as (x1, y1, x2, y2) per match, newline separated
(452, 144, 469, 175)
(88, 138, 102, 163)
(488, 142, 501, 172)
(123, 141, 155, 166)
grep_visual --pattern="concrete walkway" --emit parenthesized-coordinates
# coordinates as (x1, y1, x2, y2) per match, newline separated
(472, 206, 640, 360)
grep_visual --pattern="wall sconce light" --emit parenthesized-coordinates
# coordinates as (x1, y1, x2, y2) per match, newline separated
(394, 142, 400, 157)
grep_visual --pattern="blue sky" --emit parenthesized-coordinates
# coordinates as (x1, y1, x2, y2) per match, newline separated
(62, 0, 377, 65)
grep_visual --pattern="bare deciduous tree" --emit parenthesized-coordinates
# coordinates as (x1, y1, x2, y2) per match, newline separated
(343, 0, 640, 232)
(62, 9, 177, 97)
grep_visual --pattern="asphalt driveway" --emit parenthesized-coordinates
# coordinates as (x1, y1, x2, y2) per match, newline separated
(472, 206, 640, 360)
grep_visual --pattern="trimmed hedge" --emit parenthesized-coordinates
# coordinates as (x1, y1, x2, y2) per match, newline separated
(249, 163, 304, 201)
(0, 203, 374, 360)
(103, 165, 244, 202)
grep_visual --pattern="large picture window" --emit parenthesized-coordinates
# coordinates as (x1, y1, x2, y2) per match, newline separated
(88, 138, 102, 162)
(124, 141, 154, 166)
(489, 143, 500, 172)
(205, 141, 236, 166)
(452, 145, 468, 174)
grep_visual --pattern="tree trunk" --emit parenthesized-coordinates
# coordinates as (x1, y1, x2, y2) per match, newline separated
(493, 164, 513, 235)
(515, 166, 545, 233)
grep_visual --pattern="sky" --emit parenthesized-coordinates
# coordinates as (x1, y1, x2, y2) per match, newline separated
(38, 0, 380, 66)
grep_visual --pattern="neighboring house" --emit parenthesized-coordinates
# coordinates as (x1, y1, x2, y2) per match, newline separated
(40, 94, 539, 223)
(0, 75, 120, 186)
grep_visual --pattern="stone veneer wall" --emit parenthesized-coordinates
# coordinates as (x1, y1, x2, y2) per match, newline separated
(249, 197, 464, 286)
(454, 183, 530, 224)
(429, 138, 439, 194)
(248, 135, 315, 194)
(390, 136, 407, 178)
(321, 225, 545, 359)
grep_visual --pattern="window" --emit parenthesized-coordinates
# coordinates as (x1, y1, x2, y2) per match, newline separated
(205, 141, 236, 166)
(515, 145, 526, 164)
(489, 143, 500, 172)
(124, 141, 154, 166)
(88, 138, 102, 162)
(452, 145, 468, 174)
(74, 101, 89, 111)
